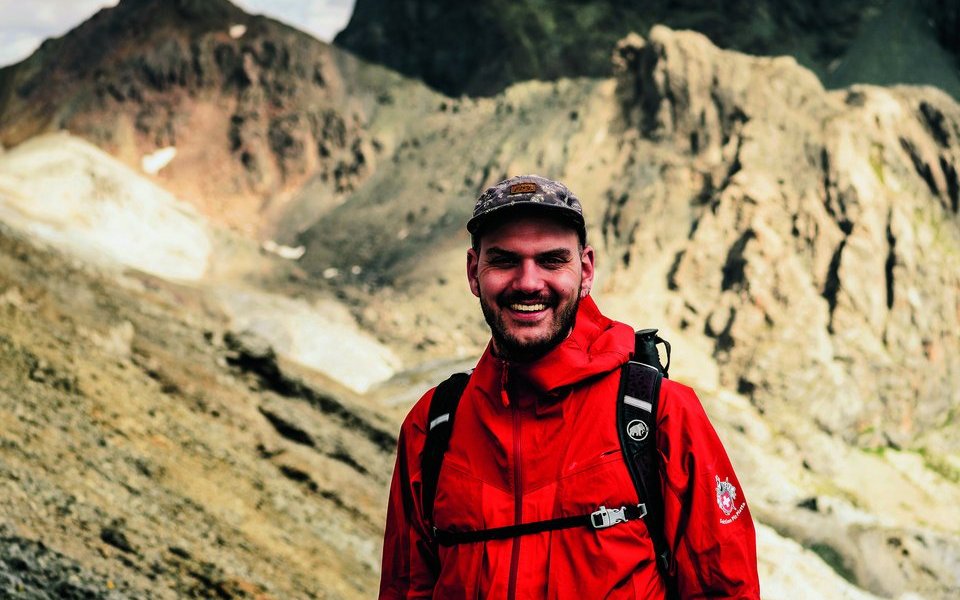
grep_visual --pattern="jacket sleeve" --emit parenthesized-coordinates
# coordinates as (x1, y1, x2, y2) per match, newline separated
(379, 390, 439, 599)
(658, 380, 760, 599)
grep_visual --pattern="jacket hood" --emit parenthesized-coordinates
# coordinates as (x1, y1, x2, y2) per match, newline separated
(474, 296, 634, 405)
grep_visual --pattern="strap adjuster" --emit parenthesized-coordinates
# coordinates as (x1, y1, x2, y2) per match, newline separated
(590, 504, 647, 529)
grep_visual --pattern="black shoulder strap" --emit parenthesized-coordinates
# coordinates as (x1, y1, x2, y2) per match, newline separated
(421, 371, 471, 525)
(618, 328, 677, 596)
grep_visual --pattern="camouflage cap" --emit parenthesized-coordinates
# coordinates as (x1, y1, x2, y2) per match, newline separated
(467, 175, 585, 241)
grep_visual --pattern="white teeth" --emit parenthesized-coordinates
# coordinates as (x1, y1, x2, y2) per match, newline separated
(511, 303, 546, 312)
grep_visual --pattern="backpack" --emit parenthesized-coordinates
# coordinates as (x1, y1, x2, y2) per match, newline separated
(420, 329, 676, 595)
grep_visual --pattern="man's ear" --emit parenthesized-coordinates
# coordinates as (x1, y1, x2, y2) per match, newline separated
(466, 248, 481, 298)
(580, 244, 595, 298)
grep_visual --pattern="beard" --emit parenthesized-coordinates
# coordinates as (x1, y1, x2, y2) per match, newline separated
(479, 288, 581, 363)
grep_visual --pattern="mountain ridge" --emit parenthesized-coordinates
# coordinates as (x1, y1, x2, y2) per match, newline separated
(335, 0, 960, 98)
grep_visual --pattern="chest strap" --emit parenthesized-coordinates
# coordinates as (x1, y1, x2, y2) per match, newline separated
(433, 503, 647, 547)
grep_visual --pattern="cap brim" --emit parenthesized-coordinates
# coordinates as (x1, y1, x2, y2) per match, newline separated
(466, 202, 585, 236)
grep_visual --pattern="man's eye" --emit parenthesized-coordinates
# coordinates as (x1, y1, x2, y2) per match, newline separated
(539, 257, 567, 268)
(488, 257, 517, 267)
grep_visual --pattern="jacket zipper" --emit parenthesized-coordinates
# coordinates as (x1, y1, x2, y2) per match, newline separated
(507, 401, 522, 600)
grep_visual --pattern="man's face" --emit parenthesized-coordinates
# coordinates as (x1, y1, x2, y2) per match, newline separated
(467, 215, 595, 362)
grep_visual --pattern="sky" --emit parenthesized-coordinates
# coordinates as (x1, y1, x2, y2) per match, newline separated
(0, 0, 357, 68)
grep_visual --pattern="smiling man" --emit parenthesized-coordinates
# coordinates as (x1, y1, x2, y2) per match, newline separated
(469, 215, 591, 362)
(379, 175, 760, 599)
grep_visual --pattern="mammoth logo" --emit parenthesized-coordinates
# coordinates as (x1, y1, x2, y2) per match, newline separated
(626, 419, 649, 442)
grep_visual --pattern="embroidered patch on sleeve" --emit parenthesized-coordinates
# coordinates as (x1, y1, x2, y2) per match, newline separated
(715, 475, 746, 524)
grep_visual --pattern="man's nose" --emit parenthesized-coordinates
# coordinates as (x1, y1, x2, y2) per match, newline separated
(513, 259, 545, 293)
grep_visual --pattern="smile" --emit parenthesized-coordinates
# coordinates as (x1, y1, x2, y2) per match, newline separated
(510, 303, 547, 312)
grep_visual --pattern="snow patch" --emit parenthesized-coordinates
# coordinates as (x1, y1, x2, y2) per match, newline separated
(262, 239, 305, 260)
(229, 24, 247, 39)
(216, 288, 401, 393)
(756, 523, 882, 600)
(0, 132, 210, 281)
(141, 146, 177, 175)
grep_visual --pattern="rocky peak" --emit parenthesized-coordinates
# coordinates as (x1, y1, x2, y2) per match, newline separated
(3, 0, 247, 80)
(608, 26, 960, 454)
(0, 0, 372, 233)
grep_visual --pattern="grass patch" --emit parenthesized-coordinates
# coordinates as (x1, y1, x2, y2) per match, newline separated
(869, 143, 885, 184)
(809, 542, 857, 584)
(918, 448, 960, 484)
(912, 205, 960, 259)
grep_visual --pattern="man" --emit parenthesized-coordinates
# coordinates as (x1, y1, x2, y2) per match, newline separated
(380, 175, 760, 598)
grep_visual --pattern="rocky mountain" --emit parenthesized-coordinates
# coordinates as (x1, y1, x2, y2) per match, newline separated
(0, 0, 383, 234)
(336, 0, 960, 98)
(613, 27, 960, 449)
(1, 0, 960, 598)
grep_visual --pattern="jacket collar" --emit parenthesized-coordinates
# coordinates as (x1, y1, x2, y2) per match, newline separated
(471, 296, 634, 408)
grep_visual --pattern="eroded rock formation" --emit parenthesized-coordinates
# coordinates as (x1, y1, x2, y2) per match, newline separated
(610, 27, 960, 452)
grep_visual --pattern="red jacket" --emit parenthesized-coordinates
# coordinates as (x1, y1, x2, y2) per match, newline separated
(380, 297, 760, 599)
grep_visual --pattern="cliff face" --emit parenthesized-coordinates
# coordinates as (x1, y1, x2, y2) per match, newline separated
(0, 0, 374, 233)
(610, 27, 960, 451)
(335, 0, 960, 97)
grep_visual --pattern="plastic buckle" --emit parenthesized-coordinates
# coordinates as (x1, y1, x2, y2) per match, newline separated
(590, 505, 627, 529)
